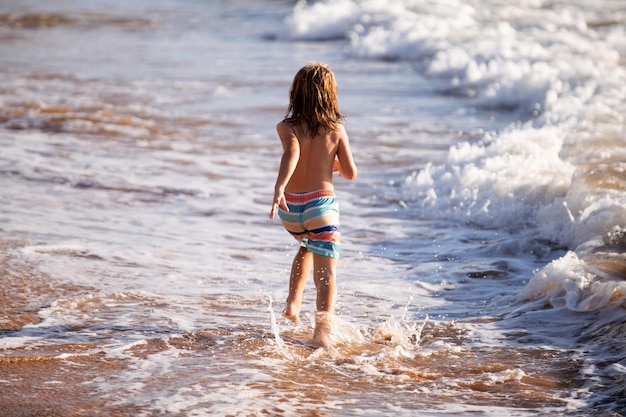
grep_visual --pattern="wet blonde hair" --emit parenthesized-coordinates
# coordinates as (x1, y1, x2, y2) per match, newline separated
(285, 63, 345, 135)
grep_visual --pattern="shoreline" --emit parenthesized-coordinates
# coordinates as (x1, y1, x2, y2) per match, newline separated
(0, 238, 137, 416)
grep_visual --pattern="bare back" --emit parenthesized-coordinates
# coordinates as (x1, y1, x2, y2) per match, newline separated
(277, 120, 356, 193)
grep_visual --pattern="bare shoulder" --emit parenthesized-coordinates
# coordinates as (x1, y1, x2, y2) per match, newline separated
(330, 123, 349, 143)
(276, 120, 293, 135)
(277, 121, 299, 147)
(333, 123, 347, 135)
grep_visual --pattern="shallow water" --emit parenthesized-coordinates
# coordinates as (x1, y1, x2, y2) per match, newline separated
(1, 0, 625, 416)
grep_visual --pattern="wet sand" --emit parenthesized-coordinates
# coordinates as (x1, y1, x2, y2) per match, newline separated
(0, 236, 599, 416)
(0, 240, 134, 416)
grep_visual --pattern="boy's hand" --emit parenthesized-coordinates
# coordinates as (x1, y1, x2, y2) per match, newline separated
(332, 159, 342, 176)
(270, 190, 289, 219)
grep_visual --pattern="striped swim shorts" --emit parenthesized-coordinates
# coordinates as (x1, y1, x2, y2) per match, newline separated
(277, 189, 340, 258)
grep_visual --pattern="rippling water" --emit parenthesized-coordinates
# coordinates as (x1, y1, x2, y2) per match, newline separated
(1, 0, 625, 416)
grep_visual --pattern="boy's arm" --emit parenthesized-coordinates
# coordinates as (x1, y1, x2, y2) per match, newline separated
(335, 126, 357, 180)
(270, 122, 300, 219)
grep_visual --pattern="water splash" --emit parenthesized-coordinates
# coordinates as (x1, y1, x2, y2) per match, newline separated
(266, 295, 285, 350)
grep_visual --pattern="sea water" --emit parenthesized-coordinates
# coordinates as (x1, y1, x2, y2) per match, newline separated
(0, 0, 625, 416)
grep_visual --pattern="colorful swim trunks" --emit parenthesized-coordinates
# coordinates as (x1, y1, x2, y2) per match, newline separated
(277, 190, 340, 258)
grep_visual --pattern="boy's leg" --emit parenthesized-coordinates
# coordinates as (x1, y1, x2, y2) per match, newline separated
(283, 246, 312, 323)
(312, 253, 337, 347)
(312, 253, 337, 312)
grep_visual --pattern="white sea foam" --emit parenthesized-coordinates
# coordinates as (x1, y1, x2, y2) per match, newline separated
(280, 0, 359, 41)
(279, 0, 624, 117)
(519, 251, 626, 312)
(0, 336, 42, 349)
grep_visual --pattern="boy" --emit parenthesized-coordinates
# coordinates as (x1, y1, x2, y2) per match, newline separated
(270, 63, 357, 347)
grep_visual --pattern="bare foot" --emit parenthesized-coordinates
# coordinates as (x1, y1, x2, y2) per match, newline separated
(282, 302, 300, 323)
(312, 312, 333, 348)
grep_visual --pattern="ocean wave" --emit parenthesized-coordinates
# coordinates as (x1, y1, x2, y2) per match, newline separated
(278, 0, 623, 116)
(277, 0, 626, 263)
